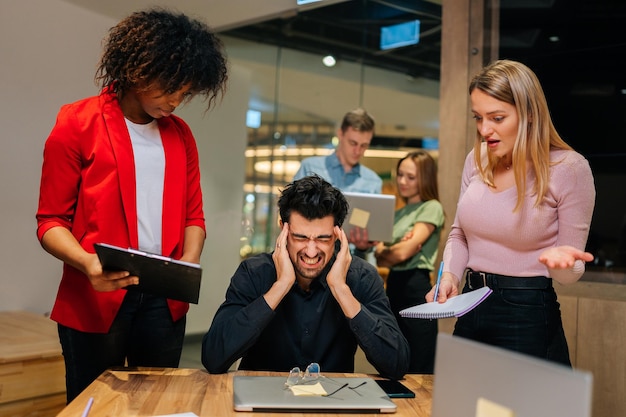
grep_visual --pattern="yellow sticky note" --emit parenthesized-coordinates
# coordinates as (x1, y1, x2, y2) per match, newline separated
(349, 208, 370, 229)
(475, 397, 515, 417)
(289, 382, 327, 396)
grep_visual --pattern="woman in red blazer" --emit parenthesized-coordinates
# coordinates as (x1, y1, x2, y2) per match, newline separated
(36, 9, 228, 402)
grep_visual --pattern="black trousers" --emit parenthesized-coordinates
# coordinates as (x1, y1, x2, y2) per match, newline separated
(386, 268, 437, 374)
(58, 292, 186, 403)
(454, 279, 571, 367)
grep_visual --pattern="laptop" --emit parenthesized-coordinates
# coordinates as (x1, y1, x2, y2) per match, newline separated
(342, 191, 396, 243)
(233, 375, 397, 413)
(431, 333, 593, 417)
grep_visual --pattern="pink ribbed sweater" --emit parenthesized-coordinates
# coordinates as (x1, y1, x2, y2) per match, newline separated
(443, 147, 595, 284)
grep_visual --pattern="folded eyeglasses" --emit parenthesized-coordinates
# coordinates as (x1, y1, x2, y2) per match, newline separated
(284, 362, 367, 396)
(285, 362, 321, 387)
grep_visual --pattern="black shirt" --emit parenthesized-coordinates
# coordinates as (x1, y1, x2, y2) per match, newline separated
(202, 252, 409, 380)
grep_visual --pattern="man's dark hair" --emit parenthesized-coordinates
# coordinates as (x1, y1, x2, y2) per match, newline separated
(95, 8, 228, 111)
(278, 175, 348, 227)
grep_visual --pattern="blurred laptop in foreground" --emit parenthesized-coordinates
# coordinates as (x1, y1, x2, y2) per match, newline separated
(431, 333, 593, 417)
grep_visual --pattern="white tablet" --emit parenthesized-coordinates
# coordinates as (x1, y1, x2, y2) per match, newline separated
(342, 191, 396, 243)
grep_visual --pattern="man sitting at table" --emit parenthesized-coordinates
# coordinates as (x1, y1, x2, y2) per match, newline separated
(202, 175, 409, 380)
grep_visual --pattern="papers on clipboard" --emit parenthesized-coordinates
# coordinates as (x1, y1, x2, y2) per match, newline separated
(94, 243, 202, 304)
(399, 287, 492, 319)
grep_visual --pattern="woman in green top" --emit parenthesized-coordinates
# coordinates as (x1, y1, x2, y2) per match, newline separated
(375, 150, 444, 373)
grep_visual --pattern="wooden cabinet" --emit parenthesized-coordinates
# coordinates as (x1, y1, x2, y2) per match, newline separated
(0, 311, 66, 417)
(555, 279, 626, 417)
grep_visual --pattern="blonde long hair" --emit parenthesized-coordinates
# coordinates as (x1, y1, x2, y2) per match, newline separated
(469, 60, 572, 211)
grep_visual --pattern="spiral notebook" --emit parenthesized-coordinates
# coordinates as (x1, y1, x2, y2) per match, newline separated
(399, 286, 492, 319)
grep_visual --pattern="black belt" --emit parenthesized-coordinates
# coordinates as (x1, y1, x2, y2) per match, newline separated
(466, 270, 552, 290)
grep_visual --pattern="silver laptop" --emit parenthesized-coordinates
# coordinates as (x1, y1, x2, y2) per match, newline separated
(233, 376, 396, 413)
(342, 191, 395, 243)
(431, 333, 593, 417)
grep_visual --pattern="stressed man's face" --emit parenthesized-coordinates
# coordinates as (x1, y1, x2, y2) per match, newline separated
(285, 212, 337, 284)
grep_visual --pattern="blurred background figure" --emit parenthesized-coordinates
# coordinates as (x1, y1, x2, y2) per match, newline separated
(375, 150, 444, 373)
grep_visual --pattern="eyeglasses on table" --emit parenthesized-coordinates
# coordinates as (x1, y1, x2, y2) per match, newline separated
(284, 362, 367, 396)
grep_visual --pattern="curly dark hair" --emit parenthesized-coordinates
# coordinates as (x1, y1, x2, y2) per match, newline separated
(95, 8, 228, 110)
(278, 175, 348, 227)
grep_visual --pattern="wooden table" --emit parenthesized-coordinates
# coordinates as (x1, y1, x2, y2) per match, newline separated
(56, 368, 433, 416)
(0, 311, 66, 417)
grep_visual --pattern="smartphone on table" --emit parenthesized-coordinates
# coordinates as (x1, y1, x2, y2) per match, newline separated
(374, 379, 416, 398)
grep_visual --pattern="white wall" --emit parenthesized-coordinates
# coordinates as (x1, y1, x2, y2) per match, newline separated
(179, 66, 249, 334)
(0, 0, 247, 335)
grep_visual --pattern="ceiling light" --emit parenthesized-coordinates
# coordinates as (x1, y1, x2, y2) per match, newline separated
(322, 55, 336, 67)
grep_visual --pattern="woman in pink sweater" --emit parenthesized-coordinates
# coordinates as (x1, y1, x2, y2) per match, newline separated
(427, 60, 595, 365)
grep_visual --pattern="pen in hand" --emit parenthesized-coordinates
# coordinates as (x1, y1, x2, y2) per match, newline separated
(433, 261, 444, 302)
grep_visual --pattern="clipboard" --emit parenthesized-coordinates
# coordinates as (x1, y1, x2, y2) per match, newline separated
(94, 243, 202, 304)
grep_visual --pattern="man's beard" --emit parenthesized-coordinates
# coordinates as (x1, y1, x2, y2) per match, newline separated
(292, 252, 326, 281)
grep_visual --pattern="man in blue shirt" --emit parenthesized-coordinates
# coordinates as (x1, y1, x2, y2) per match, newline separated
(294, 108, 382, 254)
(202, 176, 409, 379)
(293, 108, 382, 194)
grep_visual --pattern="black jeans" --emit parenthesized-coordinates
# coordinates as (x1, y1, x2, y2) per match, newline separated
(386, 268, 437, 374)
(453, 281, 571, 367)
(58, 291, 186, 403)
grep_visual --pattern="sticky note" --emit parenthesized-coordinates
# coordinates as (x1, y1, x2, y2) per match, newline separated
(349, 208, 370, 229)
(289, 382, 327, 396)
(475, 397, 515, 417)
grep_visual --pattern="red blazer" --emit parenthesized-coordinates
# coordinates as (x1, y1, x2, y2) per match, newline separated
(36, 87, 205, 333)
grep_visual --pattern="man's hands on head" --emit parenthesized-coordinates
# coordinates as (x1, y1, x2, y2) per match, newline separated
(327, 226, 361, 318)
(326, 226, 351, 288)
(266, 223, 362, 317)
(265, 222, 297, 309)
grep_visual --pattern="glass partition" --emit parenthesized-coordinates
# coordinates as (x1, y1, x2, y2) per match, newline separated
(224, 36, 439, 258)
(227, 1, 624, 279)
